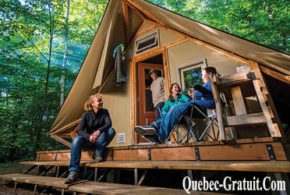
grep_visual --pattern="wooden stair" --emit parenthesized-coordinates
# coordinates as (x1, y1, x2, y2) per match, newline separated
(0, 174, 205, 195)
(88, 160, 290, 173)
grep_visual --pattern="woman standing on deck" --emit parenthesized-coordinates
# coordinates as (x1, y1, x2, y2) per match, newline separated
(65, 94, 115, 184)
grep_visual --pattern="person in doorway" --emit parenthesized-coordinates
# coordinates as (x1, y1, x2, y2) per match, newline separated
(149, 69, 166, 120)
(65, 94, 115, 184)
(135, 67, 218, 143)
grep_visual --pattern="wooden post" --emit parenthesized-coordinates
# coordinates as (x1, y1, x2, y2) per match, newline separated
(249, 61, 283, 137)
(209, 76, 225, 140)
(253, 80, 281, 137)
(94, 168, 98, 181)
(162, 50, 170, 98)
(134, 168, 138, 185)
(231, 86, 247, 115)
(122, 0, 130, 45)
(130, 61, 137, 144)
(127, 0, 166, 26)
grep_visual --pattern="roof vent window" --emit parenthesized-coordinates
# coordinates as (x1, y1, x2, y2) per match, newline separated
(135, 31, 159, 54)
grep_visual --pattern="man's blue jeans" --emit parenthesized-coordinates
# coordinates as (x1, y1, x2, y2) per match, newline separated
(69, 127, 115, 172)
(152, 100, 194, 142)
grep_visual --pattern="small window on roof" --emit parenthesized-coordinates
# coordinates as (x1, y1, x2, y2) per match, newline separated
(135, 30, 159, 54)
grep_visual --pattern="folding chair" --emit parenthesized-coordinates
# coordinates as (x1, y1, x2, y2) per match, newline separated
(165, 103, 220, 143)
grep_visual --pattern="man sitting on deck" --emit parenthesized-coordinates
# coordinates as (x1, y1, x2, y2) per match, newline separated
(134, 67, 217, 143)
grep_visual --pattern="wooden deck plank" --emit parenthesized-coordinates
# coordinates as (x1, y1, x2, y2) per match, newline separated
(110, 142, 287, 161)
(68, 181, 211, 195)
(113, 149, 148, 161)
(88, 160, 290, 172)
(0, 174, 68, 188)
(109, 137, 279, 151)
(151, 147, 195, 161)
(19, 160, 93, 166)
(199, 142, 286, 161)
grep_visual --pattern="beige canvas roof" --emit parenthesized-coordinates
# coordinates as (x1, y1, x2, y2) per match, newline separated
(50, 0, 290, 136)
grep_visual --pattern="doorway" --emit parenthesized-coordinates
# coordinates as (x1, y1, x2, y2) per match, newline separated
(136, 54, 165, 142)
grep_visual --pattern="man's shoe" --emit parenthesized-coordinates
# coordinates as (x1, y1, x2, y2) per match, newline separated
(143, 135, 157, 143)
(94, 153, 104, 163)
(64, 171, 79, 184)
(134, 125, 156, 135)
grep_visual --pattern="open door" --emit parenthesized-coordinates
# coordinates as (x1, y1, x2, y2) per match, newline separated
(137, 63, 163, 125)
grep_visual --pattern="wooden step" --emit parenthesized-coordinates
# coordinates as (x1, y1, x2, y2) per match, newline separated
(19, 160, 93, 166)
(69, 181, 189, 195)
(0, 174, 192, 195)
(0, 173, 68, 189)
(226, 112, 266, 126)
(88, 160, 290, 173)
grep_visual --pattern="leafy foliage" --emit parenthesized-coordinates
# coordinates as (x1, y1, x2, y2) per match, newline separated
(0, 0, 108, 163)
(148, 0, 289, 54)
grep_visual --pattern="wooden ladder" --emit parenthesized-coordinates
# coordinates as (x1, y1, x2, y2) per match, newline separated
(210, 67, 282, 140)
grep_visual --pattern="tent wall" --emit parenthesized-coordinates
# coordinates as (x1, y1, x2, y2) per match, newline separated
(167, 40, 241, 82)
(99, 63, 131, 146)
(126, 21, 183, 60)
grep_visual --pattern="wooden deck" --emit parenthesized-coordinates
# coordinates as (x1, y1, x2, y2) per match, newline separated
(88, 160, 290, 173)
(106, 141, 287, 161)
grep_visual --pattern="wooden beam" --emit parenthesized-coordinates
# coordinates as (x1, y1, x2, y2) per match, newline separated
(122, 0, 130, 45)
(209, 76, 225, 140)
(260, 66, 290, 85)
(249, 61, 284, 138)
(151, 147, 195, 160)
(104, 142, 287, 161)
(226, 113, 267, 126)
(136, 23, 158, 36)
(50, 135, 71, 148)
(217, 72, 249, 86)
(98, 70, 114, 93)
(162, 50, 170, 98)
(128, 37, 188, 62)
(127, 2, 146, 20)
(231, 86, 247, 115)
(113, 149, 149, 161)
(129, 61, 137, 144)
(199, 142, 286, 161)
(253, 80, 281, 137)
(132, 47, 165, 62)
(127, 0, 166, 26)
(88, 160, 290, 173)
(50, 119, 80, 135)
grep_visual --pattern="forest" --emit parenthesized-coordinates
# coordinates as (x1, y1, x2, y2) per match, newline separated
(0, 0, 289, 165)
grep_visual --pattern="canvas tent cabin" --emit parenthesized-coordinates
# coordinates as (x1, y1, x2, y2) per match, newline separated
(2, 0, 290, 193)
(49, 0, 290, 152)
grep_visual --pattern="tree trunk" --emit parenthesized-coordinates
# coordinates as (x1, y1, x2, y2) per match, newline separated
(35, 0, 54, 151)
(59, 0, 70, 106)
